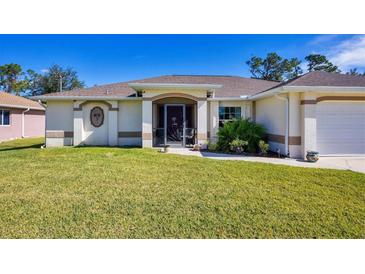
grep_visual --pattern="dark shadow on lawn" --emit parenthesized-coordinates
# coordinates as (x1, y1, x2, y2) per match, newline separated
(0, 143, 44, 152)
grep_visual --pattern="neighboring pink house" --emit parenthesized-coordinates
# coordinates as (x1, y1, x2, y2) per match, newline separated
(0, 92, 45, 142)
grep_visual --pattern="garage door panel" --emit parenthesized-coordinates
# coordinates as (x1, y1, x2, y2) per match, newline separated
(317, 101, 365, 155)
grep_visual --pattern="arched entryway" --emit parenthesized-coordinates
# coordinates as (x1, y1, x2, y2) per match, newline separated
(152, 96, 197, 147)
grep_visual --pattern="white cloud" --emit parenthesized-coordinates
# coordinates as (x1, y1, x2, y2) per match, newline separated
(308, 35, 339, 46)
(327, 35, 365, 70)
(40, 69, 49, 73)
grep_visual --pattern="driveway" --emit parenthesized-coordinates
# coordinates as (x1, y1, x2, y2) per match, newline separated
(167, 148, 365, 173)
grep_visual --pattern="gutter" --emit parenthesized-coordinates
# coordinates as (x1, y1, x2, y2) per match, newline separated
(249, 86, 365, 100)
(249, 87, 285, 100)
(274, 94, 289, 157)
(21, 107, 30, 138)
(0, 103, 45, 111)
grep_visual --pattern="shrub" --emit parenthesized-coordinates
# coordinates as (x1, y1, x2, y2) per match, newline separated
(217, 118, 266, 153)
(229, 138, 248, 153)
(258, 140, 269, 155)
(207, 142, 217, 151)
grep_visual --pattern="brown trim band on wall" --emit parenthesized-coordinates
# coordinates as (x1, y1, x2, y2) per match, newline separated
(316, 96, 365, 102)
(266, 133, 285, 144)
(143, 93, 206, 102)
(266, 133, 301, 145)
(300, 100, 317, 105)
(118, 131, 142, 138)
(46, 131, 74, 138)
(288, 136, 301, 146)
(142, 133, 152, 140)
(301, 96, 365, 105)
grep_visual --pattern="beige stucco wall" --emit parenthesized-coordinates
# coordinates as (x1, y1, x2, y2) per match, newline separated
(118, 101, 142, 146)
(46, 101, 73, 131)
(47, 137, 73, 147)
(255, 96, 286, 154)
(45, 101, 73, 147)
(197, 100, 208, 145)
(255, 93, 302, 158)
(118, 101, 142, 131)
(288, 93, 302, 158)
(255, 96, 286, 135)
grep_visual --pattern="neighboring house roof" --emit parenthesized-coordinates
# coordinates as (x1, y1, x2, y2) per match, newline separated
(35, 75, 280, 98)
(0, 92, 45, 110)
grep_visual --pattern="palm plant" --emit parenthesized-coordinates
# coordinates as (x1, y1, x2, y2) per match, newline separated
(217, 118, 266, 153)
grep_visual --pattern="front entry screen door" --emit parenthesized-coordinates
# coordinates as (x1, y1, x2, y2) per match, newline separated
(165, 105, 185, 146)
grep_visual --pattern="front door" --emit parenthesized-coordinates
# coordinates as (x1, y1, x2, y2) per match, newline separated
(165, 105, 185, 146)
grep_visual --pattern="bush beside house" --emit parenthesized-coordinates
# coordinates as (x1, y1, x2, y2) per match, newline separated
(216, 118, 267, 154)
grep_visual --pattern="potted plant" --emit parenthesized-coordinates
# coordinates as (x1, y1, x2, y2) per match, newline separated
(258, 140, 269, 156)
(163, 144, 170, 153)
(306, 151, 319, 162)
(192, 144, 201, 151)
(229, 138, 248, 154)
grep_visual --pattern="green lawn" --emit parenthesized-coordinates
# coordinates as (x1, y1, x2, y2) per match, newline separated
(0, 137, 364, 239)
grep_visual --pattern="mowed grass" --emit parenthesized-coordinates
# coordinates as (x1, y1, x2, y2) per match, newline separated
(0, 138, 364, 239)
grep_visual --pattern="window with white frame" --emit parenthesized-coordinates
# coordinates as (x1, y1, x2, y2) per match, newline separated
(0, 110, 10, 125)
(219, 106, 241, 127)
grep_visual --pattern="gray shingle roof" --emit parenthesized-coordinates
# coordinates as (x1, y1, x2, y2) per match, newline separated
(39, 75, 280, 98)
(36, 72, 365, 100)
(282, 71, 365, 87)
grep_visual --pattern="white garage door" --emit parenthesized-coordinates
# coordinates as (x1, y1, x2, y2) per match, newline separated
(317, 101, 365, 156)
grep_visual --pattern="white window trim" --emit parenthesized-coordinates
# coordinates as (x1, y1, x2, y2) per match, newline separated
(218, 106, 242, 127)
(0, 109, 11, 126)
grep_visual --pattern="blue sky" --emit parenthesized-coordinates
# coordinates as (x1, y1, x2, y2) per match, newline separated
(0, 34, 364, 87)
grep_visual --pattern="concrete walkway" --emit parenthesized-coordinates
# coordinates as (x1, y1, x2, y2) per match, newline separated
(166, 148, 365, 173)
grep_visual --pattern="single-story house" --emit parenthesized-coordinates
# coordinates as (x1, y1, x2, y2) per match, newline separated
(33, 71, 365, 158)
(0, 92, 45, 142)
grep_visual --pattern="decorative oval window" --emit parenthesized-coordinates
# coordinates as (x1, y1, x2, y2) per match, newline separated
(90, 106, 104, 127)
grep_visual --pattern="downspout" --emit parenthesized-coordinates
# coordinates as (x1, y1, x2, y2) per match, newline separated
(275, 94, 289, 157)
(21, 107, 30, 138)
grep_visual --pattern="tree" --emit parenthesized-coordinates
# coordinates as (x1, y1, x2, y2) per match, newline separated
(25, 69, 43, 96)
(282, 58, 303, 80)
(0, 63, 29, 95)
(246, 53, 302, 81)
(305, 54, 340, 73)
(346, 68, 365, 76)
(39, 64, 85, 94)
